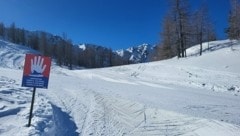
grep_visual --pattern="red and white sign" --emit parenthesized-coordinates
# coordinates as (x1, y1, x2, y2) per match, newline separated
(22, 54, 51, 88)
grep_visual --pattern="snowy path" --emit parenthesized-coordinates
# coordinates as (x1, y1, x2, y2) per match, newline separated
(0, 65, 240, 135)
(71, 62, 240, 126)
(41, 65, 240, 135)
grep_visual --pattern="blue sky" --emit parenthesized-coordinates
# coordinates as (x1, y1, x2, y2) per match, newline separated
(0, 0, 230, 50)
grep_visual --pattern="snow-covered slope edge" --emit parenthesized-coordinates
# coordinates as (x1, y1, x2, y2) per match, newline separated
(0, 39, 39, 69)
(184, 39, 240, 73)
(157, 39, 240, 95)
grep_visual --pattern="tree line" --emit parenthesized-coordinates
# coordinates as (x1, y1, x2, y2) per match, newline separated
(156, 0, 240, 60)
(0, 22, 131, 69)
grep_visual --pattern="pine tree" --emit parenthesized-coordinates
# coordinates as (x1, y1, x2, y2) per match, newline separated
(39, 32, 48, 56)
(174, 0, 190, 58)
(56, 39, 64, 66)
(8, 22, 16, 43)
(160, 13, 177, 59)
(227, 0, 240, 40)
(28, 34, 39, 50)
(66, 40, 73, 69)
(19, 28, 26, 45)
(193, 4, 211, 55)
(161, 0, 190, 58)
(0, 23, 5, 37)
(161, 1, 217, 58)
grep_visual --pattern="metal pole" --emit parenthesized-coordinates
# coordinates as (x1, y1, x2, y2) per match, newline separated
(28, 87, 36, 127)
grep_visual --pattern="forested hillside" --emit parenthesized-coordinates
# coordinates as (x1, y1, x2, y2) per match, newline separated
(0, 23, 132, 69)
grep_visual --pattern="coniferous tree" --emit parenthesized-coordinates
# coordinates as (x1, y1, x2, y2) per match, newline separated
(163, 0, 191, 58)
(8, 22, 16, 42)
(193, 4, 210, 55)
(28, 34, 39, 50)
(19, 28, 26, 45)
(160, 13, 177, 59)
(0, 23, 5, 38)
(160, 0, 190, 58)
(160, 0, 217, 58)
(66, 39, 73, 69)
(39, 32, 48, 56)
(107, 48, 113, 67)
(174, 0, 190, 58)
(56, 39, 64, 66)
(226, 0, 240, 40)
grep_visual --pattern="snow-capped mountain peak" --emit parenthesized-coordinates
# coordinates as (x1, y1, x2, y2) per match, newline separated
(78, 44, 86, 50)
(116, 43, 153, 63)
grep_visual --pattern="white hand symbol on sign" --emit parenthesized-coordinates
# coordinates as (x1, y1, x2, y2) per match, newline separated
(30, 56, 46, 76)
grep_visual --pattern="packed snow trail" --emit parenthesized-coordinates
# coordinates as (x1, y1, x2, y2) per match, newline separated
(42, 64, 240, 135)
(68, 66, 240, 126)
(1, 67, 239, 135)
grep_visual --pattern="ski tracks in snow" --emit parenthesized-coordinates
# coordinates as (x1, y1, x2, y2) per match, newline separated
(47, 88, 240, 136)
(1, 75, 240, 136)
(79, 91, 240, 136)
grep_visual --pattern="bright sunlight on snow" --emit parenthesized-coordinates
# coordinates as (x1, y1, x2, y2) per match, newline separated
(0, 39, 240, 135)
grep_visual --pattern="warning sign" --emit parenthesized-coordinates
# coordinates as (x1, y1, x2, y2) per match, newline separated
(22, 54, 51, 89)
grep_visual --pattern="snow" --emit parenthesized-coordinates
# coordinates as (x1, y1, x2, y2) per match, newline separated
(116, 43, 153, 63)
(115, 50, 124, 57)
(0, 39, 240, 136)
(78, 44, 86, 50)
(0, 40, 39, 69)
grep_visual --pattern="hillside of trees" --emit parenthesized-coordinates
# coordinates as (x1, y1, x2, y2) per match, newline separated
(155, 0, 240, 60)
(0, 22, 132, 69)
(155, 0, 216, 60)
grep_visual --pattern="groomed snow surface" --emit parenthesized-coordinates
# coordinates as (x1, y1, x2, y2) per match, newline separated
(0, 39, 240, 136)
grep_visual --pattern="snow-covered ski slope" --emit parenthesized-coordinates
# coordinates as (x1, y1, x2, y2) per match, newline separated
(0, 39, 240, 136)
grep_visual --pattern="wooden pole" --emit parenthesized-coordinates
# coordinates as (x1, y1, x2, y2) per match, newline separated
(28, 87, 36, 127)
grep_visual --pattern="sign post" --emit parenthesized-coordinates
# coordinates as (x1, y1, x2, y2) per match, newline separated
(28, 87, 36, 127)
(21, 54, 51, 127)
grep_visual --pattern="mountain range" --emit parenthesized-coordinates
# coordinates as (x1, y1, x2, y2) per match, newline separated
(78, 43, 156, 64)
